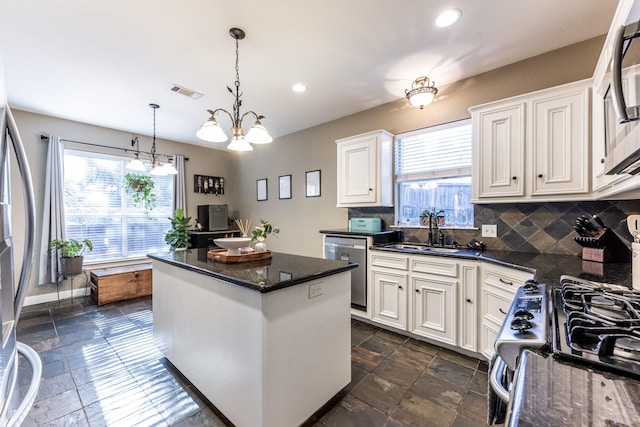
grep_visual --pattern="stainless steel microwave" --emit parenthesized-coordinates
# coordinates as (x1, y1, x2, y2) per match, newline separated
(604, 21, 640, 175)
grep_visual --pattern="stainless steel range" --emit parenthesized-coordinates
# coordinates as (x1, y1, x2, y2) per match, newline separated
(552, 275, 640, 378)
(489, 280, 550, 410)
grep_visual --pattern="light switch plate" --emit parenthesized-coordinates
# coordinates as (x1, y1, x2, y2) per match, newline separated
(482, 224, 497, 238)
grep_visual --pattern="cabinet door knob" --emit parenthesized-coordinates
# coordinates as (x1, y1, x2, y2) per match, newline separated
(601, 158, 605, 164)
(415, 289, 420, 293)
(537, 173, 543, 178)
(466, 298, 472, 303)
(398, 285, 403, 290)
(512, 176, 517, 181)
(369, 188, 373, 191)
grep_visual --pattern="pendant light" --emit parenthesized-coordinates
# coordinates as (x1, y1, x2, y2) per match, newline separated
(148, 103, 167, 176)
(126, 137, 146, 171)
(196, 27, 273, 151)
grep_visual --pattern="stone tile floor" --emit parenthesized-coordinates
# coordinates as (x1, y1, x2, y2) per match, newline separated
(16, 295, 493, 426)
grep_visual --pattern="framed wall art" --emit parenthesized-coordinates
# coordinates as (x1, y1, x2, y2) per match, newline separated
(305, 170, 321, 197)
(257, 178, 268, 201)
(279, 175, 291, 200)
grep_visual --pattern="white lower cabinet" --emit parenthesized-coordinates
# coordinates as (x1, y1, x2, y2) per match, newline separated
(368, 250, 534, 358)
(459, 263, 479, 352)
(479, 263, 534, 359)
(371, 251, 409, 330)
(411, 272, 457, 345)
(371, 269, 408, 329)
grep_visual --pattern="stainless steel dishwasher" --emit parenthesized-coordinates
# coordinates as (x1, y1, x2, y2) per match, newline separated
(324, 236, 367, 309)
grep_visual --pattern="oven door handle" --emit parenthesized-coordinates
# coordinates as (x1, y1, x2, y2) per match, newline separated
(490, 356, 510, 403)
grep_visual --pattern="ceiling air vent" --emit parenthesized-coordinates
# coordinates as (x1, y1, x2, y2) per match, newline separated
(169, 84, 203, 99)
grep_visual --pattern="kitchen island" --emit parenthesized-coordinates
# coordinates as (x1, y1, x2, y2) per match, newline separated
(147, 249, 357, 427)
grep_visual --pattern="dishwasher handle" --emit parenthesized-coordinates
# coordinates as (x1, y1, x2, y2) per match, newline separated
(325, 242, 367, 250)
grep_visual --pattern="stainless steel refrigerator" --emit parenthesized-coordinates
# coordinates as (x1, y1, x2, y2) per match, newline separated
(0, 66, 41, 425)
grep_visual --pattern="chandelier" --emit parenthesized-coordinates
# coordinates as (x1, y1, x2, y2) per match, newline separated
(405, 76, 438, 109)
(196, 27, 272, 151)
(126, 104, 178, 175)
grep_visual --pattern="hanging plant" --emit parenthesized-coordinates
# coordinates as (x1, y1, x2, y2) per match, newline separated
(124, 172, 156, 212)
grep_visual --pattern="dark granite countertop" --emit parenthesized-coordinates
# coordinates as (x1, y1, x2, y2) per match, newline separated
(509, 350, 640, 426)
(371, 245, 632, 288)
(148, 248, 357, 293)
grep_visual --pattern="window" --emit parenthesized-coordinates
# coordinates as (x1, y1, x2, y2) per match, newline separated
(394, 120, 473, 228)
(63, 149, 174, 263)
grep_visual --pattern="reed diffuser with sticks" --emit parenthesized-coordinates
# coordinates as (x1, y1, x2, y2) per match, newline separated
(235, 219, 252, 237)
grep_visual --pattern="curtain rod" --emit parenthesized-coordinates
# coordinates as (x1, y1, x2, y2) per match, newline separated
(39, 134, 189, 161)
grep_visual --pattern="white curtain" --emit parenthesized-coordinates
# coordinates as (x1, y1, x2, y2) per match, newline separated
(38, 135, 66, 284)
(173, 154, 186, 215)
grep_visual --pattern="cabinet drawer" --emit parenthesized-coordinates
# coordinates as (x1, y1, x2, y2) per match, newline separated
(482, 264, 534, 293)
(482, 286, 515, 325)
(371, 252, 409, 270)
(411, 256, 458, 277)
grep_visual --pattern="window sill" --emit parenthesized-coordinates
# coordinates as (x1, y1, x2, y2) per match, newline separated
(391, 225, 479, 231)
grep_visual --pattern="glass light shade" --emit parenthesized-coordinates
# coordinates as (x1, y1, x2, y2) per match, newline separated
(162, 162, 178, 175)
(226, 136, 254, 151)
(126, 157, 146, 172)
(408, 91, 435, 109)
(150, 162, 168, 176)
(196, 118, 228, 142)
(245, 121, 273, 144)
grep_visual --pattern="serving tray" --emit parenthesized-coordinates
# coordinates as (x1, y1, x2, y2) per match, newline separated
(207, 248, 272, 263)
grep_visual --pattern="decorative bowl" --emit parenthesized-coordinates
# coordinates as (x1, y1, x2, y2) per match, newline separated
(213, 237, 252, 255)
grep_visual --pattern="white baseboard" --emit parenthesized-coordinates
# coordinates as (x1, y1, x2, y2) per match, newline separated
(24, 287, 91, 307)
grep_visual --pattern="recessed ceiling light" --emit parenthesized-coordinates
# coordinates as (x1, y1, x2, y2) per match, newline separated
(291, 83, 307, 93)
(435, 9, 461, 27)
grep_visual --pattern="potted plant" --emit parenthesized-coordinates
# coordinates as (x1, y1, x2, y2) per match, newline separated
(251, 219, 279, 252)
(165, 208, 192, 250)
(420, 209, 445, 227)
(49, 238, 93, 276)
(124, 172, 156, 212)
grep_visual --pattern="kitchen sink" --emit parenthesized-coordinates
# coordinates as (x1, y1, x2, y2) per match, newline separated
(383, 243, 461, 253)
(422, 247, 461, 253)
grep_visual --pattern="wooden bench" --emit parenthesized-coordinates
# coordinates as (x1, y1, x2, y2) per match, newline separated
(89, 263, 152, 305)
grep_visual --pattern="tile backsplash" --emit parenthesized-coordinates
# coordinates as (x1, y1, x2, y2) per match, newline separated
(349, 200, 640, 255)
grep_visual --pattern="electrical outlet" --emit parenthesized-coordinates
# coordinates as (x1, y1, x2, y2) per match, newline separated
(482, 224, 497, 238)
(309, 282, 323, 299)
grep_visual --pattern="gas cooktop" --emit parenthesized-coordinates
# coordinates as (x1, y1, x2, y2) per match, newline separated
(552, 275, 640, 379)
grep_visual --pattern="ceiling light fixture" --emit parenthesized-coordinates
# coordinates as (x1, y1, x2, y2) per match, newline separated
(148, 103, 167, 176)
(435, 9, 461, 27)
(291, 83, 307, 93)
(405, 76, 438, 109)
(196, 27, 272, 151)
(125, 136, 146, 171)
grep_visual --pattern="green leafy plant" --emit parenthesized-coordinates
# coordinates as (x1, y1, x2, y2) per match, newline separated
(251, 219, 279, 243)
(124, 172, 156, 212)
(49, 238, 93, 258)
(420, 208, 444, 218)
(165, 208, 192, 249)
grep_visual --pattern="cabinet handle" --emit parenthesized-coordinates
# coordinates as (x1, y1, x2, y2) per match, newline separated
(499, 308, 507, 315)
(512, 176, 517, 181)
(601, 158, 605, 164)
(499, 278, 513, 286)
(399, 285, 403, 290)
(466, 298, 472, 303)
(369, 188, 373, 192)
(415, 289, 420, 293)
(537, 173, 543, 178)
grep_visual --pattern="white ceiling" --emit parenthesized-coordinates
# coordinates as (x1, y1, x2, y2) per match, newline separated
(0, 0, 619, 150)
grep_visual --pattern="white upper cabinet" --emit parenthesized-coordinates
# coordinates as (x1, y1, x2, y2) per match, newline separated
(470, 79, 591, 203)
(336, 130, 393, 207)
(473, 102, 525, 198)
